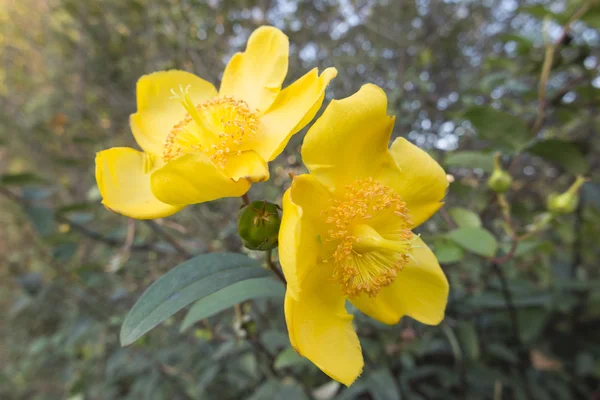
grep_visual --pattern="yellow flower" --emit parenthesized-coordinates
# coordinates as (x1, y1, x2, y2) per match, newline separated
(279, 84, 450, 386)
(95, 26, 337, 219)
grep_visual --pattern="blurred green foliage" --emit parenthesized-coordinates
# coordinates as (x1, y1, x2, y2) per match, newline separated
(1, 0, 600, 399)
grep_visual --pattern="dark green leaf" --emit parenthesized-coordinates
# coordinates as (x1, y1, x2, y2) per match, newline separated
(447, 227, 498, 257)
(0, 172, 45, 186)
(180, 277, 284, 332)
(463, 106, 529, 150)
(120, 252, 271, 346)
(366, 368, 401, 400)
(335, 382, 368, 400)
(24, 205, 56, 236)
(466, 291, 552, 309)
(248, 380, 281, 400)
(528, 139, 588, 174)
(278, 381, 309, 400)
(56, 202, 93, 214)
(448, 207, 482, 228)
(518, 307, 550, 344)
(456, 321, 480, 361)
(487, 343, 519, 364)
(445, 151, 494, 172)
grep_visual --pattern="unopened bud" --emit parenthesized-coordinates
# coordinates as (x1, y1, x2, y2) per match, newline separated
(487, 153, 512, 193)
(237, 200, 281, 251)
(547, 176, 587, 215)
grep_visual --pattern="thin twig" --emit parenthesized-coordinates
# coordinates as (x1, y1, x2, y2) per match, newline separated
(144, 220, 192, 259)
(531, 2, 592, 136)
(266, 249, 287, 284)
(509, 3, 591, 174)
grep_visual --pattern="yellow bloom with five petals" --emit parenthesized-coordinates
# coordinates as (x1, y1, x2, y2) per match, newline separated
(95, 26, 337, 219)
(279, 84, 450, 386)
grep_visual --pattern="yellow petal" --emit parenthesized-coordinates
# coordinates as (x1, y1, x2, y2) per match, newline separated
(224, 151, 269, 183)
(285, 266, 363, 386)
(95, 148, 184, 219)
(219, 26, 288, 112)
(131, 70, 217, 155)
(279, 174, 331, 300)
(301, 84, 397, 191)
(150, 153, 249, 205)
(350, 237, 449, 325)
(384, 138, 448, 227)
(256, 67, 337, 161)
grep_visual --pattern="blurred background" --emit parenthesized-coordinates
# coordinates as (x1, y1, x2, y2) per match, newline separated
(1, 0, 599, 399)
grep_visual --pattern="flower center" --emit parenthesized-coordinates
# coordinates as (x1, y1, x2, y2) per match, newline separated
(163, 86, 259, 168)
(323, 177, 414, 298)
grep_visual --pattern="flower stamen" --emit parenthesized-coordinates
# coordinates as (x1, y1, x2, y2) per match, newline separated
(163, 94, 259, 168)
(323, 177, 414, 297)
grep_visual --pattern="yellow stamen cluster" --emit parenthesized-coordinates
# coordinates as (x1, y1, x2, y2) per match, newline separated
(163, 96, 259, 168)
(323, 177, 414, 298)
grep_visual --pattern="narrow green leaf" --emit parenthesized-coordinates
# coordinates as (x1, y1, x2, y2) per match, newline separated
(527, 139, 588, 174)
(448, 207, 481, 228)
(0, 172, 45, 186)
(456, 321, 480, 361)
(180, 277, 284, 332)
(447, 227, 498, 257)
(445, 151, 494, 172)
(120, 252, 270, 346)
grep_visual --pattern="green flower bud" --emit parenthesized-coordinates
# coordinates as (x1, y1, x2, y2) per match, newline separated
(547, 176, 587, 215)
(237, 200, 281, 251)
(487, 153, 512, 193)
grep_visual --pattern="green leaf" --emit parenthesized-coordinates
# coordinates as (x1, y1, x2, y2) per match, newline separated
(278, 381, 309, 400)
(248, 380, 281, 400)
(487, 343, 519, 364)
(274, 346, 308, 370)
(527, 139, 588, 174)
(518, 307, 550, 344)
(463, 106, 529, 150)
(24, 205, 56, 236)
(445, 151, 494, 172)
(120, 252, 270, 346)
(447, 227, 498, 257)
(180, 277, 284, 332)
(434, 240, 465, 264)
(456, 321, 480, 361)
(448, 207, 481, 228)
(0, 172, 45, 186)
(366, 369, 401, 400)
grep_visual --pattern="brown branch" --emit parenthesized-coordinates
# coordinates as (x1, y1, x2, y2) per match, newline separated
(266, 249, 287, 284)
(241, 193, 250, 206)
(0, 186, 167, 253)
(143, 220, 192, 260)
